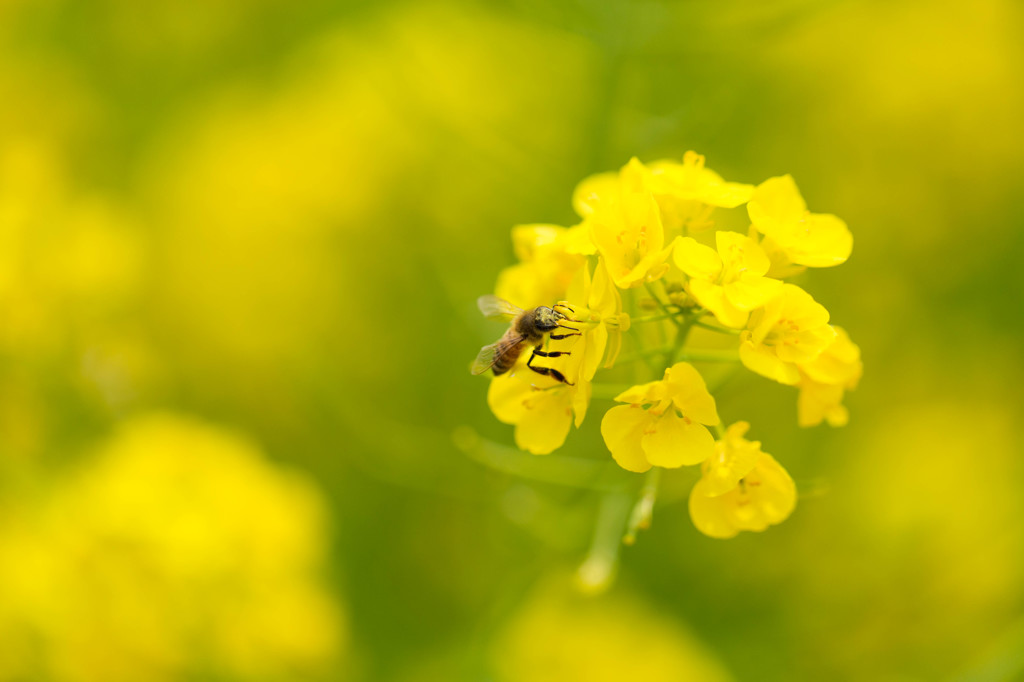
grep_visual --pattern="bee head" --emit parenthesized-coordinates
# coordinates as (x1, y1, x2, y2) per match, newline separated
(533, 306, 565, 331)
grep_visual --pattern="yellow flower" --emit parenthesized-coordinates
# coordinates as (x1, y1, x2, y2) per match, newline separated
(699, 421, 764, 496)
(747, 174, 852, 268)
(673, 230, 783, 328)
(749, 226, 808, 279)
(739, 283, 836, 385)
(490, 576, 733, 682)
(600, 363, 720, 473)
(495, 224, 589, 309)
(0, 414, 346, 681)
(574, 158, 673, 289)
(488, 360, 580, 455)
(797, 326, 863, 427)
(689, 449, 796, 539)
(648, 151, 754, 233)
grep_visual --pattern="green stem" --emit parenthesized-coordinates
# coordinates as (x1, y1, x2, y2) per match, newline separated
(623, 467, 661, 545)
(576, 489, 632, 594)
(631, 312, 683, 324)
(692, 319, 741, 335)
(643, 282, 683, 329)
(671, 315, 697, 364)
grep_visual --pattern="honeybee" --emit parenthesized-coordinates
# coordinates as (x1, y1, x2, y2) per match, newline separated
(471, 295, 581, 384)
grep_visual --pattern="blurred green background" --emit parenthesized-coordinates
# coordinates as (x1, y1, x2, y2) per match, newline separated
(1, 0, 1023, 680)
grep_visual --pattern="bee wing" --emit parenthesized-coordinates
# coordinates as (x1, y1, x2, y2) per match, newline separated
(477, 295, 523, 321)
(471, 336, 524, 375)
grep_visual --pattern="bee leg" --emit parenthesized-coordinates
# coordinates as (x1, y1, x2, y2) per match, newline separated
(527, 348, 574, 385)
(550, 323, 581, 340)
(527, 365, 574, 385)
(553, 301, 575, 315)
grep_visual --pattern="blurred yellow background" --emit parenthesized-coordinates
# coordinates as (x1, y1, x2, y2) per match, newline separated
(1, 0, 1023, 680)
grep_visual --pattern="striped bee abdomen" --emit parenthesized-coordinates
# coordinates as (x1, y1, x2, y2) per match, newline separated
(491, 334, 525, 375)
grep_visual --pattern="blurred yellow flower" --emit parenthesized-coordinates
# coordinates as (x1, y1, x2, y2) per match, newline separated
(0, 142, 145, 359)
(649, 151, 754, 234)
(575, 158, 673, 289)
(740, 283, 836, 385)
(491, 577, 734, 682)
(689, 450, 796, 539)
(674, 230, 783, 328)
(797, 326, 863, 427)
(495, 224, 589, 309)
(601, 363, 720, 472)
(0, 414, 346, 682)
(748, 174, 852, 269)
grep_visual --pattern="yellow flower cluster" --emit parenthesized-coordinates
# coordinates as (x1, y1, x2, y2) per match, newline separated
(0, 414, 346, 681)
(475, 153, 861, 539)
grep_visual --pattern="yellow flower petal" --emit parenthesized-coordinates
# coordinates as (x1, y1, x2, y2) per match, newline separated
(786, 213, 852, 267)
(741, 284, 835, 382)
(641, 412, 715, 468)
(582, 323, 608, 382)
(688, 477, 740, 539)
(614, 379, 670, 405)
(783, 284, 831, 328)
(776, 325, 836, 364)
(679, 232, 781, 327)
(702, 422, 763, 496)
(723, 276, 783, 311)
(688, 279, 749, 329)
(748, 175, 852, 268)
(649, 151, 754, 208)
(572, 172, 618, 219)
(756, 233, 808, 279)
(511, 224, 565, 261)
(734, 454, 797, 531)
(487, 372, 531, 424)
(664, 363, 720, 425)
(739, 336, 801, 385)
(714, 231, 770, 277)
(707, 181, 755, 208)
(601, 405, 652, 473)
(673, 237, 722, 280)
(588, 258, 617, 313)
(573, 378, 593, 429)
(797, 380, 849, 428)
(800, 326, 862, 386)
(747, 174, 806, 233)
(495, 223, 586, 309)
(514, 387, 574, 455)
(563, 223, 597, 255)
(603, 322, 624, 369)
(566, 257, 591, 304)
